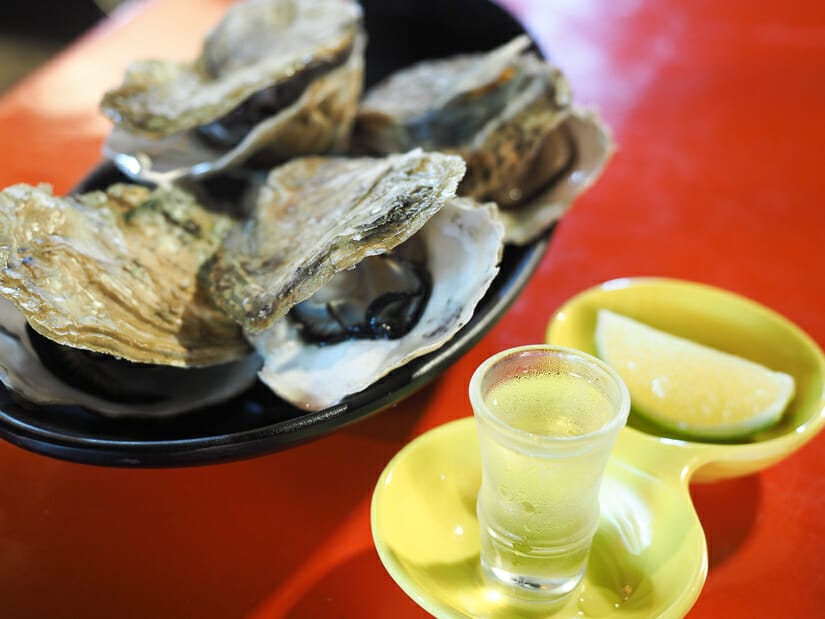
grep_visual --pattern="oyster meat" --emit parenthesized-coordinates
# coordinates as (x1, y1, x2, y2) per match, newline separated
(207, 149, 467, 333)
(101, 0, 365, 182)
(354, 35, 613, 244)
(287, 245, 432, 344)
(252, 197, 505, 411)
(0, 183, 249, 367)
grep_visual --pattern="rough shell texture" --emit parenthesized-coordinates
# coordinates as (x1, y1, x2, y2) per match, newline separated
(354, 36, 613, 245)
(104, 34, 365, 183)
(0, 183, 248, 367)
(252, 198, 504, 411)
(207, 149, 466, 333)
(0, 297, 261, 418)
(454, 55, 571, 207)
(354, 35, 533, 152)
(100, 0, 361, 137)
(496, 109, 614, 245)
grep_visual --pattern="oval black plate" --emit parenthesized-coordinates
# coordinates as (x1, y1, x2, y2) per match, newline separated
(0, 0, 550, 467)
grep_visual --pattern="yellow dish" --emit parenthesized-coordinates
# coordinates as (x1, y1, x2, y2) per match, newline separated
(371, 418, 706, 618)
(546, 277, 825, 482)
(372, 278, 825, 617)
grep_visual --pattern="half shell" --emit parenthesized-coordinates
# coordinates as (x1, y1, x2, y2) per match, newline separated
(0, 297, 260, 418)
(102, 0, 361, 137)
(252, 197, 504, 411)
(354, 36, 535, 153)
(207, 149, 467, 333)
(101, 0, 364, 181)
(0, 183, 248, 367)
(354, 36, 613, 244)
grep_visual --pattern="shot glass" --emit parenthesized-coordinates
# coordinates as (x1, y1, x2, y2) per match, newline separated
(469, 345, 630, 604)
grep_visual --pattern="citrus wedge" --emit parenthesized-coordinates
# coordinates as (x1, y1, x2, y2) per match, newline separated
(595, 309, 795, 439)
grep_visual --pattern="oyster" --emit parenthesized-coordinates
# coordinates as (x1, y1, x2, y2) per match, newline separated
(353, 36, 613, 244)
(354, 36, 536, 153)
(207, 149, 467, 333)
(252, 197, 505, 411)
(0, 183, 249, 367)
(0, 296, 260, 418)
(493, 110, 612, 245)
(101, 0, 365, 182)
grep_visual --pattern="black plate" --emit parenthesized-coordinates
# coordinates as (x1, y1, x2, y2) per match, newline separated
(0, 0, 550, 467)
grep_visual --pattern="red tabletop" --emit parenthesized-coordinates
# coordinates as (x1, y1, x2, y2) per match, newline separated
(0, 0, 823, 617)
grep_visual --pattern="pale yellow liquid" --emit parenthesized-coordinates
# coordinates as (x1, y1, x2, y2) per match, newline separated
(487, 372, 614, 437)
(477, 372, 617, 602)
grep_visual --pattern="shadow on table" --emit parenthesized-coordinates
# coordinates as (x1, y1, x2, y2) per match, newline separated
(691, 475, 762, 568)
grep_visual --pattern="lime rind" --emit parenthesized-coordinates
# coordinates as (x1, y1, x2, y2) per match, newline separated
(595, 309, 795, 440)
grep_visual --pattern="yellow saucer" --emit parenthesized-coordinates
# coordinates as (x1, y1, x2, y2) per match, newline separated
(372, 278, 825, 617)
(371, 418, 706, 618)
(546, 277, 825, 482)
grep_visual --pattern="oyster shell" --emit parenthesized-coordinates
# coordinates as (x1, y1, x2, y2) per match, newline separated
(252, 197, 504, 411)
(101, 0, 364, 181)
(354, 36, 535, 153)
(494, 109, 612, 245)
(207, 149, 467, 333)
(0, 297, 260, 418)
(0, 183, 249, 367)
(102, 0, 361, 137)
(354, 36, 613, 244)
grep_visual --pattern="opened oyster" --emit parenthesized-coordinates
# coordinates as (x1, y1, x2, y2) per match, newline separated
(207, 149, 467, 333)
(253, 197, 504, 411)
(0, 297, 261, 418)
(354, 35, 613, 244)
(0, 183, 259, 416)
(202, 150, 508, 410)
(101, 0, 365, 182)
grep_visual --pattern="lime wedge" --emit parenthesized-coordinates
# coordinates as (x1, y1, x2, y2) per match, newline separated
(595, 309, 795, 439)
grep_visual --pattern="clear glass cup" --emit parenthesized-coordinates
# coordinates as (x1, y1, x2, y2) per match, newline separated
(469, 344, 630, 605)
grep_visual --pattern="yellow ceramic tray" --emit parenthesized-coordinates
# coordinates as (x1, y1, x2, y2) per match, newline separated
(371, 278, 825, 618)
(546, 278, 825, 483)
(372, 417, 707, 618)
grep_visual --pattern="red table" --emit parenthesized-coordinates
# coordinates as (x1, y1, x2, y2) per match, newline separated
(0, 0, 823, 616)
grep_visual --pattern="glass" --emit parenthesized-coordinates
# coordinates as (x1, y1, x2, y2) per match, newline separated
(469, 345, 630, 605)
